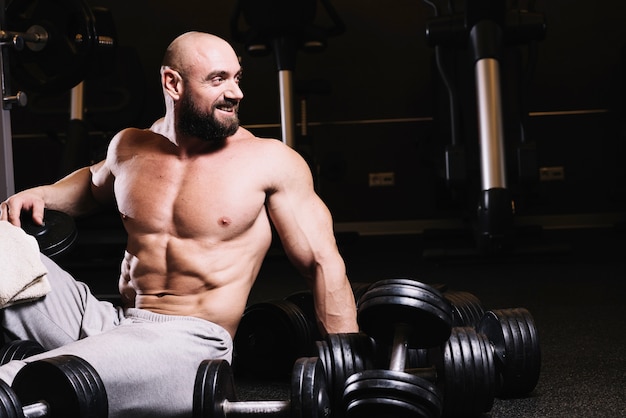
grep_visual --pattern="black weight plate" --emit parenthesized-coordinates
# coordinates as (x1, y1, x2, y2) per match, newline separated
(0, 340, 45, 365)
(193, 359, 237, 418)
(0, 379, 23, 418)
(519, 308, 541, 392)
(466, 327, 495, 415)
(233, 300, 313, 378)
(441, 327, 476, 416)
(7, 0, 97, 94)
(20, 209, 77, 258)
(346, 397, 432, 418)
(291, 357, 331, 418)
(511, 308, 541, 395)
(344, 369, 443, 418)
(315, 340, 334, 403)
(444, 291, 484, 328)
(357, 286, 452, 348)
(365, 278, 444, 297)
(351, 282, 371, 308)
(284, 290, 322, 342)
(479, 308, 538, 397)
(327, 333, 375, 412)
(359, 284, 453, 323)
(12, 355, 107, 418)
(478, 309, 510, 393)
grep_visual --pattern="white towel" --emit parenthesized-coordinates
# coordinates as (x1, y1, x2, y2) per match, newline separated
(0, 220, 51, 308)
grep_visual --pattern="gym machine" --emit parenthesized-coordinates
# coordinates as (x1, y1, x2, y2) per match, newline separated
(0, 0, 116, 201)
(423, 0, 546, 254)
(230, 0, 344, 148)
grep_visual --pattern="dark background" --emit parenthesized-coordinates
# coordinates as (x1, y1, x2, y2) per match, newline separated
(8, 0, 626, 228)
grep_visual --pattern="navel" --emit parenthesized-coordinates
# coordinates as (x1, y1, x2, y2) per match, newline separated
(218, 216, 232, 227)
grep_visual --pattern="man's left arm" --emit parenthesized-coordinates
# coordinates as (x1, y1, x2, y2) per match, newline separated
(266, 146, 359, 336)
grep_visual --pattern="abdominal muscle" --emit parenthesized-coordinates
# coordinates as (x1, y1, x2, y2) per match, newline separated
(119, 231, 271, 338)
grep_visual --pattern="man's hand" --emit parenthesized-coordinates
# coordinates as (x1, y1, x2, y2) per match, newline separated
(0, 191, 46, 227)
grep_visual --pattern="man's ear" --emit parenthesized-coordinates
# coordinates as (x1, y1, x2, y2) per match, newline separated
(162, 67, 183, 100)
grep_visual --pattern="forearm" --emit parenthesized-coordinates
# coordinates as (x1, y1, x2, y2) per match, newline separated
(311, 257, 359, 336)
(44, 167, 103, 216)
(5, 167, 101, 222)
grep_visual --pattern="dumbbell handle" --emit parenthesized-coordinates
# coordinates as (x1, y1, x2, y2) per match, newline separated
(23, 400, 50, 418)
(389, 323, 411, 371)
(222, 399, 291, 417)
(389, 323, 438, 382)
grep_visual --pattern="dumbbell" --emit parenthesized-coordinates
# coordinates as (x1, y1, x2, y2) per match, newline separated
(318, 328, 496, 417)
(339, 278, 454, 418)
(193, 356, 330, 418)
(0, 354, 108, 417)
(477, 307, 541, 398)
(0, 340, 45, 365)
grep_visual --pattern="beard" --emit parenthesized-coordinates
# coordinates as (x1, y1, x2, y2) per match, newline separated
(177, 94, 240, 142)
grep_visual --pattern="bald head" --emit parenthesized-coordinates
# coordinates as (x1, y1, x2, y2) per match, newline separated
(162, 31, 238, 75)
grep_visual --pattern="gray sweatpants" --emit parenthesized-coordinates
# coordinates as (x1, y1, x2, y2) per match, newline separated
(0, 254, 233, 418)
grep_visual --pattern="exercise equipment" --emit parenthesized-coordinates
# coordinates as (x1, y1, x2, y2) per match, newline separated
(443, 289, 485, 328)
(20, 209, 77, 258)
(0, 354, 107, 417)
(5, 0, 116, 95)
(230, 0, 344, 147)
(423, 0, 546, 254)
(314, 333, 377, 414)
(235, 282, 372, 378)
(193, 356, 330, 418)
(478, 307, 541, 398)
(340, 279, 452, 417)
(233, 299, 315, 378)
(318, 328, 495, 417)
(0, 340, 44, 365)
(0, 0, 117, 200)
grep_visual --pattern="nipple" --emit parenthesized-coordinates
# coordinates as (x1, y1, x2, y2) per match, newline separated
(218, 216, 232, 226)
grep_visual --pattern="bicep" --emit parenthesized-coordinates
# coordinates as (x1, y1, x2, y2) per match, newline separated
(266, 153, 338, 275)
(90, 160, 115, 204)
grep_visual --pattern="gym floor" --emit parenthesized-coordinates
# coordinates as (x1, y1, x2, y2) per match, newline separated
(62, 218, 625, 417)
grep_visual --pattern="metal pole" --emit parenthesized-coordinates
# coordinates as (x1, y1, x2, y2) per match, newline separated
(0, 0, 15, 200)
(278, 69, 295, 147)
(475, 58, 507, 191)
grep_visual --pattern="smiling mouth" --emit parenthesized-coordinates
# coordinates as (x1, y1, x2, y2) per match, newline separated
(216, 103, 238, 113)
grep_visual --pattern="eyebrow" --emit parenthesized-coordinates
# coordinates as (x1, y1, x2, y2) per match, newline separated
(205, 68, 243, 81)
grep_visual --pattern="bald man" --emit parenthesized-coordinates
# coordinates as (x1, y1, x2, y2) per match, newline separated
(0, 32, 358, 417)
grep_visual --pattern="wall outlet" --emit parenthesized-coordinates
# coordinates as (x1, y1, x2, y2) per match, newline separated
(369, 172, 395, 187)
(539, 166, 565, 182)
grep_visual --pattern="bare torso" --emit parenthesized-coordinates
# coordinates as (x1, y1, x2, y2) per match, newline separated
(110, 127, 276, 337)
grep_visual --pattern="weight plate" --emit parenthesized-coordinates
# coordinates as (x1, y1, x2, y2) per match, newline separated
(193, 359, 237, 418)
(478, 308, 541, 398)
(344, 369, 443, 418)
(511, 308, 541, 396)
(12, 355, 107, 418)
(291, 357, 331, 418)
(444, 291, 484, 328)
(0, 379, 23, 418)
(284, 290, 322, 342)
(357, 285, 452, 348)
(0, 340, 45, 365)
(20, 209, 78, 258)
(233, 300, 313, 378)
(359, 284, 453, 322)
(315, 340, 334, 399)
(7, 0, 97, 94)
